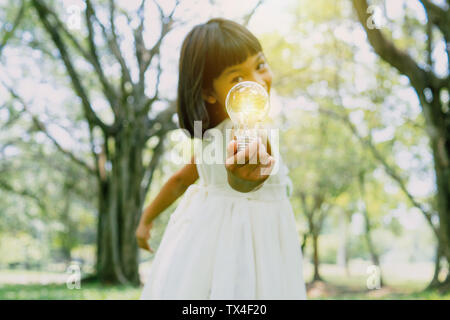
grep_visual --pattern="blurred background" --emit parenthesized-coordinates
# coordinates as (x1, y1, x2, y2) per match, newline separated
(0, 0, 449, 299)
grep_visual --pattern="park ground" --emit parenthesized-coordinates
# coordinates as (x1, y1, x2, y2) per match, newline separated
(0, 260, 448, 300)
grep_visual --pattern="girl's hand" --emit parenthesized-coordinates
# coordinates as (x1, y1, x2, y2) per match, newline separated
(135, 221, 154, 253)
(225, 136, 276, 190)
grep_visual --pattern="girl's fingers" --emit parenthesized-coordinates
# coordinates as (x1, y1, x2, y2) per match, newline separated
(226, 139, 257, 168)
(258, 140, 270, 165)
(226, 140, 238, 170)
(147, 227, 154, 253)
(144, 241, 154, 253)
(243, 139, 258, 165)
(259, 156, 276, 176)
(226, 139, 237, 158)
(249, 138, 269, 166)
(234, 143, 247, 165)
(138, 238, 151, 252)
(224, 128, 274, 185)
(226, 138, 273, 180)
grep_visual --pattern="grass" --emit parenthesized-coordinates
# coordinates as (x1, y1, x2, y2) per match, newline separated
(0, 262, 448, 300)
(0, 282, 448, 300)
(0, 282, 141, 300)
(0, 281, 448, 300)
(305, 279, 450, 300)
(300, 260, 450, 299)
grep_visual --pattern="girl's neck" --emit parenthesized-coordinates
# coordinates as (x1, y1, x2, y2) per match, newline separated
(209, 116, 228, 129)
(207, 103, 229, 128)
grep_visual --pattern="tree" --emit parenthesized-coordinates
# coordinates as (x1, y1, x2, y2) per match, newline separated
(358, 168, 383, 286)
(352, 0, 450, 290)
(284, 110, 360, 282)
(11, 0, 181, 285)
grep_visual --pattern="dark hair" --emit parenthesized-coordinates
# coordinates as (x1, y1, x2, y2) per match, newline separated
(177, 18, 262, 138)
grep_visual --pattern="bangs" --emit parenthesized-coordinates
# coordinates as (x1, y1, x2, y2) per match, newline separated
(202, 19, 262, 88)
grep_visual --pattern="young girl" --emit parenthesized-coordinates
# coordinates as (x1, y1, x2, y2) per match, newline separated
(137, 18, 307, 300)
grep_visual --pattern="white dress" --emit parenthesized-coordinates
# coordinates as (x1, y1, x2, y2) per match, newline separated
(140, 118, 307, 300)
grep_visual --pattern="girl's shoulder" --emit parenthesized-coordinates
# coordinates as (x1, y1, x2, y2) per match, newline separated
(202, 118, 233, 143)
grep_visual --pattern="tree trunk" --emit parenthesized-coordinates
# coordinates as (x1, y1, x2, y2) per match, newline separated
(96, 126, 147, 285)
(430, 120, 450, 275)
(428, 241, 442, 288)
(60, 193, 73, 263)
(362, 209, 383, 287)
(428, 237, 450, 291)
(312, 232, 322, 281)
(359, 171, 383, 287)
(301, 233, 308, 253)
(416, 87, 450, 291)
(337, 210, 350, 276)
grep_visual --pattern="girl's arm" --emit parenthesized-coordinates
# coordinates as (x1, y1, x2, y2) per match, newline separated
(136, 156, 198, 251)
(139, 155, 198, 225)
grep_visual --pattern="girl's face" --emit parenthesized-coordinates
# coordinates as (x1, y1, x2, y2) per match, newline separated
(203, 52, 273, 113)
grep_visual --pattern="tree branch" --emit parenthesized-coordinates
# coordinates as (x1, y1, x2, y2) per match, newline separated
(134, 0, 147, 89)
(351, 0, 446, 92)
(32, 0, 114, 135)
(107, 0, 134, 87)
(84, 0, 120, 117)
(0, 178, 47, 211)
(0, 0, 26, 56)
(136, 0, 179, 98)
(419, 0, 450, 41)
(317, 106, 440, 238)
(242, 0, 264, 27)
(4, 82, 96, 175)
(419, 0, 450, 74)
(298, 191, 312, 219)
(88, 0, 134, 93)
(140, 56, 162, 116)
(145, 100, 177, 140)
(140, 131, 164, 204)
(38, 0, 120, 119)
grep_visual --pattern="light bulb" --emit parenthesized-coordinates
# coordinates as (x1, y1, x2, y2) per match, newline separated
(225, 81, 270, 153)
